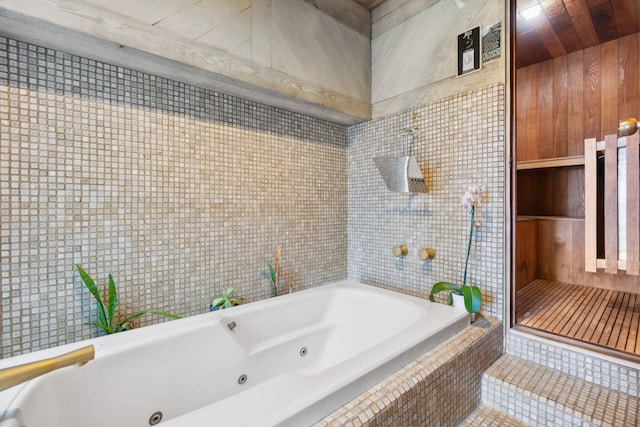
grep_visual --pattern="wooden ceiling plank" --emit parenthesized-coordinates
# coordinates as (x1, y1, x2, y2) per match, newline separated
(563, 0, 600, 48)
(520, 0, 542, 8)
(520, 29, 555, 64)
(542, 0, 583, 53)
(588, 1, 619, 43)
(529, 3, 569, 57)
(610, 0, 637, 37)
(517, 33, 541, 67)
(517, 9, 534, 31)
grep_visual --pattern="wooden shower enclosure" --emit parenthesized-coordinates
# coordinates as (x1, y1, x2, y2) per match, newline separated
(515, 32, 640, 358)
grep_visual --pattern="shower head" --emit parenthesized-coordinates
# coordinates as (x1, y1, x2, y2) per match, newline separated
(373, 127, 428, 193)
(374, 155, 428, 193)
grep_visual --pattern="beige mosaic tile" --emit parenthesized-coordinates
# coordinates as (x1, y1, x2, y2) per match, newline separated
(506, 333, 640, 399)
(461, 404, 530, 426)
(483, 355, 640, 426)
(316, 316, 503, 426)
(0, 36, 348, 357)
(347, 84, 506, 320)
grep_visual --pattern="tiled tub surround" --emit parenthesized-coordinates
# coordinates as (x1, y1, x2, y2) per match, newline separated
(0, 37, 348, 358)
(347, 84, 506, 319)
(317, 315, 503, 426)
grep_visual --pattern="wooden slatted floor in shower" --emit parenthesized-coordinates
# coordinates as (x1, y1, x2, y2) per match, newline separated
(516, 279, 640, 357)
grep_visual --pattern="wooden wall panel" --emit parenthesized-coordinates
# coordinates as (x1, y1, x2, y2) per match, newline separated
(600, 41, 620, 136)
(532, 218, 640, 294)
(538, 61, 556, 159)
(517, 33, 640, 161)
(517, 168, 584, 217)
(567, 50, 584, 155)
(583, 44, 602, 150)
(526, 65, 541, 160)
(554, 55, 569, 157)
(537, 218, 575, 283)
(516, 219, 538, 291)
(619, 35, 638, 121)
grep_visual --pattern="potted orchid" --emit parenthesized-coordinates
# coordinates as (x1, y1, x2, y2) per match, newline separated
(429, 184, 483, 314)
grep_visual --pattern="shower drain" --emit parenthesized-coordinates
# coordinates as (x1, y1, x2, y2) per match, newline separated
(299, 346, 307, 357)
(149, 411, 163, 425)
(238, 373, 247, 384)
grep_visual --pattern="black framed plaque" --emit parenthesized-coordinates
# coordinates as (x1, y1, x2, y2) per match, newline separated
(457, 26, 481, 76)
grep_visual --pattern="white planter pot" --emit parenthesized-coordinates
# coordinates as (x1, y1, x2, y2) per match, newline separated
(452, 293, 476, 323)
(452, 293, 465, 310)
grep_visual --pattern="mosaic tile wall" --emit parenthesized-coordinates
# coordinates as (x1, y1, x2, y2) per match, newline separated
(506, 332, 640, 398)
(0, 37, 348, 358)
(317, 316, 503, 426)
(347, 84, 506, 319)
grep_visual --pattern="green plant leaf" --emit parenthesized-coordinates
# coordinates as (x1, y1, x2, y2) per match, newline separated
(223, 288, 234, 299)
(267, 262, 276, 283)
(115, 311, 181, 331)
(76, 265, 109, 328)
(212, 297, 225, 307)
(106, 274, 118, 331)
(116, 311, 149, 331)
(224, 300, 232, 308)
(429, 281, 462, 302)
(462, 285, 482, 313)
(267, 262, 278, 296)
(148, 311, 182, 319)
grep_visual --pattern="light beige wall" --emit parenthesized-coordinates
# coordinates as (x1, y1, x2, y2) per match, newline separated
(371, 0, 505, 117)
(0, 0, 371, 124)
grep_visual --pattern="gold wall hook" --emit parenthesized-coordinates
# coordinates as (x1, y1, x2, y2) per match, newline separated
(418, 248, 436, 260)
(392, 245, 408, 257)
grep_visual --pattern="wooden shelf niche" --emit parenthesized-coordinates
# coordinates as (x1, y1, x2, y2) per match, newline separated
(517, 158, 585, 219)
(515, 154, 586, 293)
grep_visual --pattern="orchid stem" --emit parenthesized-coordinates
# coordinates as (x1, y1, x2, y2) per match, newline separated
(462, 207, 475, 286)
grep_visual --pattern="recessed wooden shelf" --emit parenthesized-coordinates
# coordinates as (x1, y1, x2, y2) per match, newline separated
(517, 215, 584, 221)
(516, 156, 585, 170)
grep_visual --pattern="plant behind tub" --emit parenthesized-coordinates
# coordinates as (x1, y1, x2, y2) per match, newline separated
(267, 245, 295, 296)
(77, 265, 181, 335)
(429, 185, 483, 314)
(210, 287, 244, 311)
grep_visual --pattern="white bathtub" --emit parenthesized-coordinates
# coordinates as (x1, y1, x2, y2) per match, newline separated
(0, 280, 468, 427)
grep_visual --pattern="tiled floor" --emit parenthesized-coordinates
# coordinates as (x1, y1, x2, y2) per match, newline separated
(516, 279, 640, 357)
